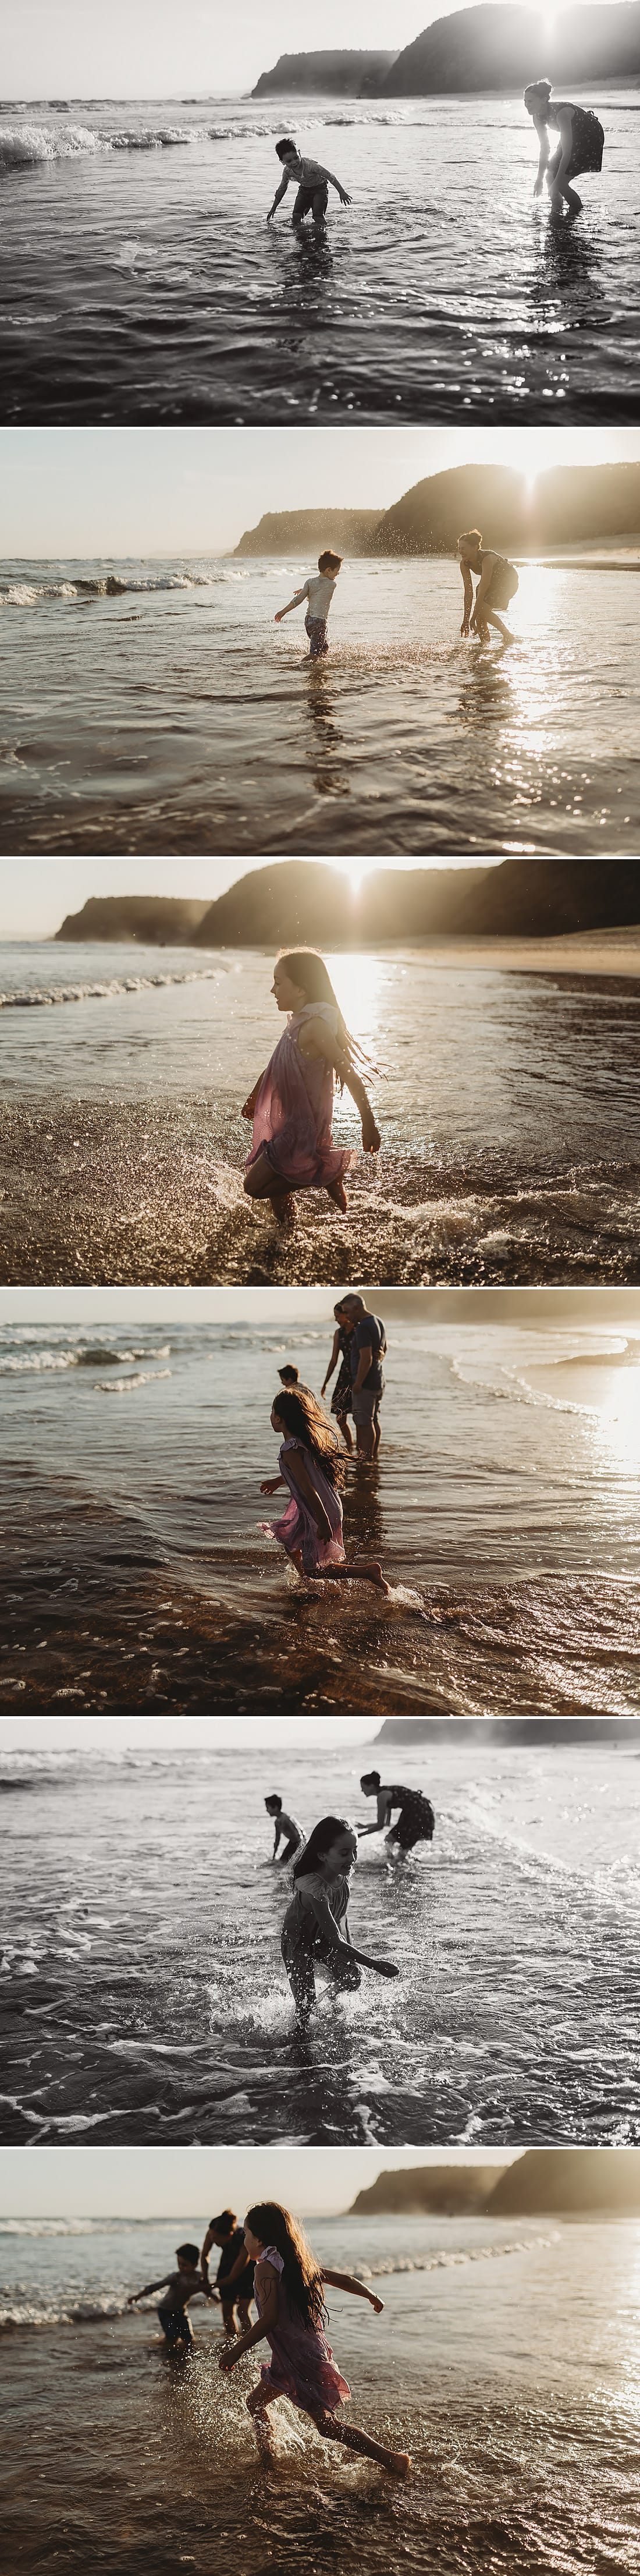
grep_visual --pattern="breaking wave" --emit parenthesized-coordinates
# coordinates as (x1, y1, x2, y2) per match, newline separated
(0, 123, 194, 170)
(0, 571, 209, 604)
(0, 969, 219, 1008)
(0, 1344, 170, 1374)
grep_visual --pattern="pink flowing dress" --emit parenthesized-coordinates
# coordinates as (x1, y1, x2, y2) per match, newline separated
(255, 2247, 350, 2416)
(246, 1004, 354, 1192)
(262, 1439, 346, 1575)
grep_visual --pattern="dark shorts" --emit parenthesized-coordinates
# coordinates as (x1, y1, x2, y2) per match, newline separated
(220, 2269, 254, 2306)
(351, 1386, 383, 1426)
(293, 183, 329, 226)
(157, 2306, 193, 2347)
(305, 613, 329, 660)
(279, 1832, 303, 1865)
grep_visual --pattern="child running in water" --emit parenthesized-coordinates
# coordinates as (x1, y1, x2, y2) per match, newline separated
(242, 949, 381, 1226)
(127, 2242, 205, 2350)
(275, 551, 342, 660)
(218, 2198, 411, 2479)
(280, 1815, 399, 2025)
(260, 1384, 390, 1592)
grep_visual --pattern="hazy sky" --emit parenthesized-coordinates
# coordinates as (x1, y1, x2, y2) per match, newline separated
(2, 3, 600, 100)
(1, 427, 637, 559)
(0, 855, 496, 944)
(0, 1714, 376, 1753)
(0, 2142, 515, 2219)
(1, 1286, 639, 1328)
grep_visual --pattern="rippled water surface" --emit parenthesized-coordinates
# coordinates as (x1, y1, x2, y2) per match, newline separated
(1, 1731, 639, 2146)
(2, 558, 639, 858)
(2, 2212, 640, 2571)
(1, 94, 638, 423)
(2, 1310, 640, 1714)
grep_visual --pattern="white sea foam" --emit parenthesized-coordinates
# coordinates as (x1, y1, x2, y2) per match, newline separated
(0, 123, 193, 169)
(0, 969, 218, 1008)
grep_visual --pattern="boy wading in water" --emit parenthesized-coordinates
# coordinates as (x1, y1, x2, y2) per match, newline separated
(267, 137, 351, 233)
(218, 2199, 411, 2478)
(200, 2212, 256, 2339)
(524, 79, 605, 218)
(458, 532, 519, 647)
(275, 551, 342, 661)
(127, 2243, 205, 2351)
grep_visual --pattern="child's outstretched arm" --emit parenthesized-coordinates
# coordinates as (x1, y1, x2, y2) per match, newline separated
(275, 586, 308, 625)
(267, 175, 290, 222)
(218, 2261, 279, 2371)
(127, 2274, 169, 2305)
(315, 161, 351, 206)
(532, 114, 551, 196)
(322, 2269, 385, 2313)
(259, 1471, 287, 1495)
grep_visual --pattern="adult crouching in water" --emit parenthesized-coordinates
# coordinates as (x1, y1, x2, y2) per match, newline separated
(525, 80, 605, 219)
(280, 1817, 399, 2028)
(242, 949, 381, 1229)
(458, 533, 519, 647)
(260, 1384, 390, 1592)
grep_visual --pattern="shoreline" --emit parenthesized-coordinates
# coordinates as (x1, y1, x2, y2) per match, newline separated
(2, 1094, 639, 1287)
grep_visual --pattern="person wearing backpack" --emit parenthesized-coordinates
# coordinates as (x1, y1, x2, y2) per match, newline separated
(339, 1295, 387, 1461)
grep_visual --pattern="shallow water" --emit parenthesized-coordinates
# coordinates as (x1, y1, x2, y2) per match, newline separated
(2, 1310, 640, 1714)
(1, 94, 638, 423)
(1, 1732, 639, 2146)
(2, 2213, 640, 2572)
(2, 558, 639, 858)
(2, 940, 640, 1282)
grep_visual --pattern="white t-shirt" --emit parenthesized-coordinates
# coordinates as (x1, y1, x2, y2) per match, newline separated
(294, 573, 337, 620)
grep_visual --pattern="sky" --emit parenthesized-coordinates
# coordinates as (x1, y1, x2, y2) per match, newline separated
(0, 1714, 377, 1753)
(0, 2143, 516, 2219)
(2, 3, 610, 101)
(1, 427, 638, 560)
(1, 1286, 638, 1327)
(0, 855, 497, 945)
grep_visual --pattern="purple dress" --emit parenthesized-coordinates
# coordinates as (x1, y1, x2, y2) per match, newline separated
(255, 2247, 350, 2416)
(262, 1440, 346, 1575)
(246, 1004, 354, 1192)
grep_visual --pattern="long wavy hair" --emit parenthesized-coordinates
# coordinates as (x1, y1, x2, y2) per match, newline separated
(272, 1386, 346, 1490)
(244, 2202, 327, 2332)
(293, 1815, 356, 1883)
(278, 948, 376, 1084)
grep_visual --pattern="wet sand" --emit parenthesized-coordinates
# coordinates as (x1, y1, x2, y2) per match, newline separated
(2, 1092, 639, 1288)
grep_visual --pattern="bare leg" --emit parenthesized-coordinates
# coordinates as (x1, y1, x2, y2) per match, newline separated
(355, 1419, 375, 1462)
(247, 2383, 279, 2459)
(311, 2405, 411, 2478)
(244, 1154, 296, 1228)
(312, 1558, 390, 1596)
(326, 1177, 348, 1213)
(336, 1411, 354, 1455)
(486, 610, 515, 645)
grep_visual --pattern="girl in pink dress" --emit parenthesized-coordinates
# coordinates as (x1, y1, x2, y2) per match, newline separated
(242, 949, 381, 1227)
(260, 1386, 390, 1591)
(218, 2199, 411, 2479)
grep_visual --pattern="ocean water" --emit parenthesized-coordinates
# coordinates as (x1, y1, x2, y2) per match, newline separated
(1, 1731, 639, 2146)
(2, 1311, 640, 1714)
(1, 93, 638, 423)
(1, 557, 638, 859)
(2, 2211, 639, 2571)
(2, 938, 640, 1285)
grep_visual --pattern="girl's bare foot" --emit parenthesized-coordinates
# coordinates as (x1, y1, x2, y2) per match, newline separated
(357, 1558, 390, 1595)
(387, 2449, 412, 2478)
(326, 1178, 348, 1213)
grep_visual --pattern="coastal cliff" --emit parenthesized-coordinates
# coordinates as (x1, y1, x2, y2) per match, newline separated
(350, 2148, 640, 2217)
(350, 2164, 506, 2216)
(54, 897, 209, 944)
(379, 3, 640, 93)
(252, 50, 397, 97)
(234, 465, 640, 559)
